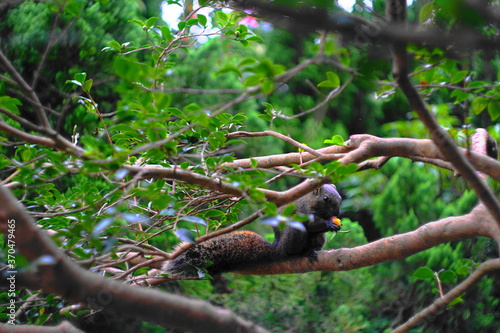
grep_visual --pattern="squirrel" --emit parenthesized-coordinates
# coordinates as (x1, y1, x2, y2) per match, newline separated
(162, 184, 342, 278)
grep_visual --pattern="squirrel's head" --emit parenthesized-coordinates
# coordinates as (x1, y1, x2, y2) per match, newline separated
(313, 184, 342, 218)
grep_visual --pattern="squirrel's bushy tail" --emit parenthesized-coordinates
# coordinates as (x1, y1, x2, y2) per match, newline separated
(162, 231, 277, 278)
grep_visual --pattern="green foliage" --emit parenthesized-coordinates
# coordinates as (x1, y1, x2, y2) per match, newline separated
(1, 0, 500, 331)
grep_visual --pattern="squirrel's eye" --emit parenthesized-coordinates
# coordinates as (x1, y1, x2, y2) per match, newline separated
(323, 196, 329, 202)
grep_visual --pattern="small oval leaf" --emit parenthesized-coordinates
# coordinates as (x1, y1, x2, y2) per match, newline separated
(287, 221, 306, 232)
(413, 267, 435, 280)
(159, 208, 176, 216)
(175, 228, 197, 244)
(121, 213, 150, 224)
(439, 270, 456, 283)
(92, 217, 114, 237)
(181, 216, 207, 226)
(114, 168, 129, 180)
(261, 216, 280, 227)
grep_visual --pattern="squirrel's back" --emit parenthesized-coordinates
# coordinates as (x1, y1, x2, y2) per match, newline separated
(162, 184, 342, 278)
(163, 230, 278, 278)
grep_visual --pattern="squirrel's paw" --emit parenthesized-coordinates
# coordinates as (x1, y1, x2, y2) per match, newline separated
(325, 218, 342, 232)
(305, 249, 319, 263)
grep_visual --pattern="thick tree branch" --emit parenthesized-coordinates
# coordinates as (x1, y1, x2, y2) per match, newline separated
(0, 121, 57, 148)
(126, 203, 499, 287)
(0, 184, 268, 333)
(235, 0, 500, 53)
(232, 204, 498, 275)
(123, 164, 330, 207)
(0, 321, 84, 333)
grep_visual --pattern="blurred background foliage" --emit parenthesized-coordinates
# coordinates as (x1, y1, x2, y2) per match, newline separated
(0, 0, 499, 332)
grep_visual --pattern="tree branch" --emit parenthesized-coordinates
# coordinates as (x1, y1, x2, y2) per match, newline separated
(0, 184, 268, 333)
(0, 321, 84, 333)
(0, 48, 52, 129)
(388, 0, 500, 229)
(392, 258, 500, 332)
(232, 204, 498, 275)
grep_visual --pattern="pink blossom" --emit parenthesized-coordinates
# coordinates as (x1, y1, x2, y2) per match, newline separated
(239, 15, 258, 28)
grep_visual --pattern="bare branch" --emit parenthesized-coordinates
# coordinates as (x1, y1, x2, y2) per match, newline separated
(0, 321, 85, 333)
(227, 130, 322, 157)
(0, 121, 57, 147)
(0, 48, 51, 129)
(32, 16, 77, 90)
(392, 258, 500, 332)
(0, 106, 40, 131)
(277, 76, 354, 120)
(234, 0, 500, 54)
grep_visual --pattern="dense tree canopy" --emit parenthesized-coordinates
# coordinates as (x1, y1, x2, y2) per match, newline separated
(1, 0, 500, 332)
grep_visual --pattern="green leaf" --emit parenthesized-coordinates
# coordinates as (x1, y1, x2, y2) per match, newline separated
(282, 204, 297, 216)
(145, 17, 158, 28)
(324, 135, 344, 146)
(250, 158, 258, 168)
(216, 11, 228, 22)
(184, 103, 202, 112)
(326, 72, 340, 86)
(187, 18, 199, 26)
(74, 72, 86, 84)
(0, 96, 22, 114)
(239, 57, 257, 67)
(106, 40, 122, 52)
(336, 163, 358, 175)
(488, 100, 500, 120)
(448, 294, 465, 307)
(472, 96, 489, 114)
(439, 270, 456, 283)
(419, 3, 434, 22)
(258, 114, 272, 122)
(324, 161, 340, 174)
(451, 70, 468, 84)
(317, 80, 337, 88)
(450, 89, 468, 103)
(82, 79, 93, 93)
(161, 26, 173, 41)
(261, 80, 274, 95)
(318, 72, 340, 88)
(413, 267, 435, 280)
(21, 148, 32, 162)
(178, 21, 186, 30)
(214, 65, 242, 77)
(198, 14, 207, 27)
(205, 210, 224, 217)
(247, 35, 264, 42)
(65, 80, 82, 87)
(66, 0, 83, 17)
(467, 80, 487, 88)
(128, 19, 145, 26)
(244, 74, 262, 87)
